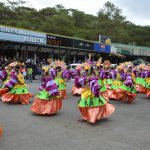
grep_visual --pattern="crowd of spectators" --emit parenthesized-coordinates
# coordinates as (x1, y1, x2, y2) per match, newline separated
(0, 56, 44, 82)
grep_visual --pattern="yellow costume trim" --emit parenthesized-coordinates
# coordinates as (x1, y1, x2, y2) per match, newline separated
(113, 81, 122, 86)
(116, 73, 121, 80)
(81, 88, 94, 99)
(17, 73, 25, 85)
(131, 73, 136, 83)
(145, 78, 150, 83)
(14, 84, 27, 88)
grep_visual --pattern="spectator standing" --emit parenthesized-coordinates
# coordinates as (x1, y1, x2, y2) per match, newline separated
(27, 66, 33, 83)
(36, 65, 42, 80)
(21, 66, 27, 82)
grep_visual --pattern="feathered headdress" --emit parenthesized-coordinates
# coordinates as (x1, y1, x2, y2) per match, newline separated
(139, 63, 145, 69)
(103, 60, 111, 68)
(53, 60, 67, 69)
(143, 65, 150, 71)
(117, 62, 133, 72)
(125, 62, 133, 68)
(5, 64, 11, 70)
(42, 65, 50, 72)
(9, 62, 21, 67)
(117, 63, 124, 69)
(96, 58, 102, 67)
(82, 62, 91, 70)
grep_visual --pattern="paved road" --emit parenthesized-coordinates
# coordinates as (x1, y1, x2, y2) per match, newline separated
(0, 81, 150, 150)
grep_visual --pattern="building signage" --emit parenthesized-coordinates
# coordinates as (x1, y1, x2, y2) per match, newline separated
(147, 50, 150, 56)
(99, 35, 110, 45)
(97, 35, 111, 53)
(94, 43, 110, 53)
(133, 48, 140, 56)
(111, 45, 117, 54)
(47, 34, 73, 47)
(24, 36, 46, 45)
(121, 50, 130, 55)
(140, 50, 147, 56)
(0, 25, 46, 45)
(0, 26, 19, 34)
(47, 34, 95, 50)
(74, 40, 94, 50)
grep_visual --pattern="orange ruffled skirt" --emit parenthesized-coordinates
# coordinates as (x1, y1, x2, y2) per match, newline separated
(31, 98, 62, 115)
(146, 89, 150, 97)
(116, 89, 136, 103)
(1, 93, 32, 105)
(108, 89, 125, 101)
(59, 90, 66, 99)
(0, 128, 2, 137)
(101, 91, 109, 102)
(0, 88, 9, 97)
(136, 85, 147, 94)
(79, 103, 115, 124)
(71, 85, 82, 96)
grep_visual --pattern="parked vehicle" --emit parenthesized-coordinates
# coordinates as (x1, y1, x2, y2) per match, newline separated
(68, 63, 81, 70)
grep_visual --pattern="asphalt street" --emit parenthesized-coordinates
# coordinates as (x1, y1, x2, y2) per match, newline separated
(0, 81, 150, 150)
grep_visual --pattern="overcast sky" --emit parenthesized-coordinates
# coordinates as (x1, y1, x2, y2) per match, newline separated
(1, 0, 150, 26)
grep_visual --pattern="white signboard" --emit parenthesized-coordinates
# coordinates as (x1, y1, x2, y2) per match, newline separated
(133, 48, 141, 56)
(0, 25, 46, 45)
(111, 45, 117, 54)
(147, 50, 150, 56)
(0, 27, 19, 34)
(141, 50, 147, 56)
(24, 36, 46, 45)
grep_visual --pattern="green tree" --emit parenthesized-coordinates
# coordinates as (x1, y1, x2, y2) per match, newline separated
(97, 1, 128, 43)
(6, 0, 27, 9)
(0, 1, 150, 47)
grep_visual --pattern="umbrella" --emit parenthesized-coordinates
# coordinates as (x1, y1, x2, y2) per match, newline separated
(132, 59, 149, 65)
